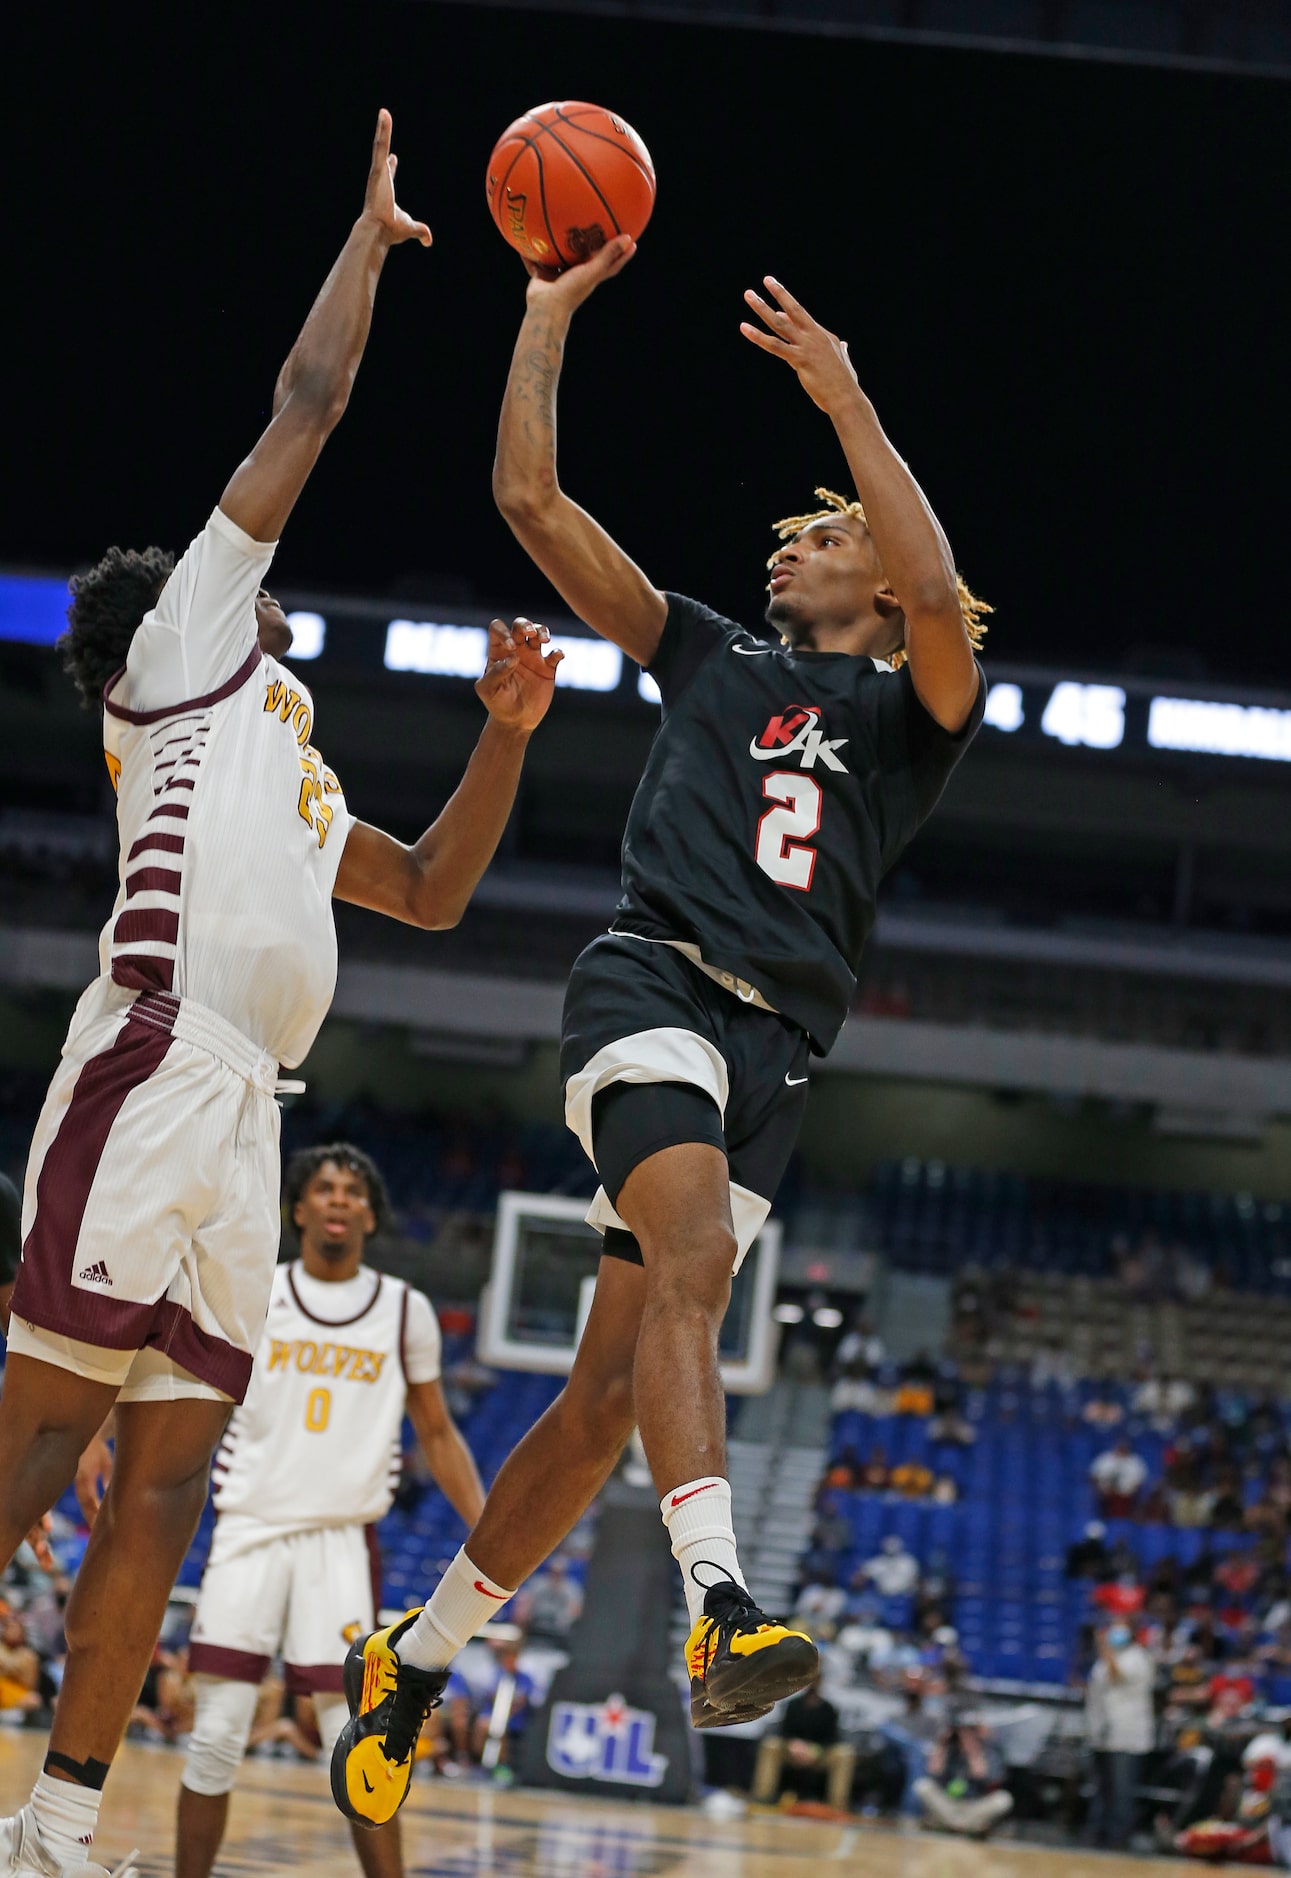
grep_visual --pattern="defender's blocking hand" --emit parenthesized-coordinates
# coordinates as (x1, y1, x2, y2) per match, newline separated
(740, 276, 860, 415)
(476, 618, 563, 732)
(362, 108, 432, 248)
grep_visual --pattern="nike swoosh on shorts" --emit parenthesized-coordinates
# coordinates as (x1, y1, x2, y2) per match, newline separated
(785, 1074, 808, 1086)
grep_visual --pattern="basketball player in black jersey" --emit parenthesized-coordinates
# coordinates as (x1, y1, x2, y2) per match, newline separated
(334, 240, 989, 1823)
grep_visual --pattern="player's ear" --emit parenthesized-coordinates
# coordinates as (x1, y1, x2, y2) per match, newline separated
(874, 584, 903, 622)
(292, 1200, 307, 1231)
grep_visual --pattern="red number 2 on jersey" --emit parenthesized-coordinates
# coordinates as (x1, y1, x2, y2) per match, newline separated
(755, 772, 822, 891)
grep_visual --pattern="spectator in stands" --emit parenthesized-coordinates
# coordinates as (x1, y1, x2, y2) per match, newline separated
(890, 1460, 934, 1498)
(1085, 1620, 1155, 1848)
(931, 1474, 959, 1505)
(1211, 1467, 1247, 1530)
(862, 1536, 920, 1598)
(928, 1368, 976, 1445)
(916, 1549, 956, 1626)
(913, 1713, 1013, 1838)
(1256, 1618, 1291, 1674)
(1067, 1521, 1112, 1581)
(820, 1458, 859, 1493)
(829, 1356, 883, 1417)
(1092, 1574, 1147, 1620)
(455, 1638, 534, 1770)
(893, 1362, 935, 1417)
(1091, 1437, 1147, 1516)
(1163, 1640, 1214, 1720)
(794, 1569, 848, 1636)
(751, 1675, 854, 1811)
(1207, 1654, 1260, 1725)
(1133, 1371, 1196, 1429)
(1166, 1458, 1216, 1529)
(811, 1496, 853, 1557)
(1214, 1552, 1261, 1606)
(0, 1606, 42, 1718)
(859, 1447, 891, 1492)
(834, 1314, 885, 1374)
(1082, 1390, 1126, 1431)
(1030, 1335, 1075, 1394)
(835, 1592, 893, 1674)
(514, 1556, 582, 1640)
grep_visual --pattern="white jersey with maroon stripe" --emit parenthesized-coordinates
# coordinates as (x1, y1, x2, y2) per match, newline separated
(100, 505, 353, 1070)
(210, 1260, 442, 1544)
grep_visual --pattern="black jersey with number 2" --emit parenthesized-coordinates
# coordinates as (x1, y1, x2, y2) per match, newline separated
(613, 592, 986, 1055)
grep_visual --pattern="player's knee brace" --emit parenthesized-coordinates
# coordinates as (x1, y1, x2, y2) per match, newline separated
(182, 1677, 260, 1796)
(313, 1691, 350, 1763)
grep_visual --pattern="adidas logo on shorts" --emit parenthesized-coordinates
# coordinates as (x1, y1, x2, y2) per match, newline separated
(77, 1260, 113, 1286)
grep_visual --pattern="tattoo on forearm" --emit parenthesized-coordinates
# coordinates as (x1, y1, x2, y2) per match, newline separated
(518, 344, 560, 439)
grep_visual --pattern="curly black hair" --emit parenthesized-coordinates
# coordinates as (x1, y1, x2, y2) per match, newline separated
(283, 1142, 391, 1238)
(58, 544, 175, 709)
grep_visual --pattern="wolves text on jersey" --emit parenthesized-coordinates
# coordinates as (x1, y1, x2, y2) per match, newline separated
(748, 705, 849, 773)
(266, 1337, 387, 1383)
(264, 676, 342, 848)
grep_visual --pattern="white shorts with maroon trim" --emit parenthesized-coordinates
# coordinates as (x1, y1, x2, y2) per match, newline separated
(188, 1518, 381, 1695)
(9, 976, 282, 1404)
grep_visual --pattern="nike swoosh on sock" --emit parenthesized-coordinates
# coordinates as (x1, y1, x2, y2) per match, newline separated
(671, 1483, 720, 1508)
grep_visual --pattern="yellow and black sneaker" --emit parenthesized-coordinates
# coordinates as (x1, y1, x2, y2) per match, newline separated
(685, 1580, 818, 1730)
(330, 1609, 448, 1828)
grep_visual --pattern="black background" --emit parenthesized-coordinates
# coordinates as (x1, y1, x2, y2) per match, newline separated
(2, 2, 1284, 680)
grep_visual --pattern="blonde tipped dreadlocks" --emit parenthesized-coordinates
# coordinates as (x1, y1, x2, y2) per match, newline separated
(770, 488, 991, 668)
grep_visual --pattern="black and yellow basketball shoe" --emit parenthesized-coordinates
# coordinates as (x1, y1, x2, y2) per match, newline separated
(330, 1609, 448, 1828)
(684, 1580, 818, 1729)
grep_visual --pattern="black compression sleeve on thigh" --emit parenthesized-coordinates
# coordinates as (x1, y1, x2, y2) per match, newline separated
(591, 1079, 726, 1209)
(602, 1226, 645, 1266)
(44, 1751, 110, 1790)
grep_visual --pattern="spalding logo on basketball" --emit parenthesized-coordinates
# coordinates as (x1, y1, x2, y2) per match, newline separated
(486, 101, 656, 271)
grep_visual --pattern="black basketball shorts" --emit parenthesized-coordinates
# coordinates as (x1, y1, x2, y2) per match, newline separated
(560, 932, 811, 1269)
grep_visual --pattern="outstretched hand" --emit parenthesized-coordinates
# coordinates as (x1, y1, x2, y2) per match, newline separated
(362, 108, 432, 248)
(477, 618, 563, 732)
(523, 234, 636, 315)
(740, 276, 860, 414)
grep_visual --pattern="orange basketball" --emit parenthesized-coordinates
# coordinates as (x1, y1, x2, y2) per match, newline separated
(485, 101, 656, 271)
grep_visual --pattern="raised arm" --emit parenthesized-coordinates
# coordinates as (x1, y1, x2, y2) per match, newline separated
(219, 110, 431, 544)
(335, 620, 561, 928)
(492, 242, 668, 667)
(742, 278, 979, 732)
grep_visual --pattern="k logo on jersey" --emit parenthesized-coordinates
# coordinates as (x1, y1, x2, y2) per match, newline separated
(749, 705, 849, 773)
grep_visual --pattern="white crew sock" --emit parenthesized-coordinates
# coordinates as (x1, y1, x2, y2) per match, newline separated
(661, 1476, 747, 1628)
(30, 1772, 103, 1860)
(397, 1548, 517, 1673)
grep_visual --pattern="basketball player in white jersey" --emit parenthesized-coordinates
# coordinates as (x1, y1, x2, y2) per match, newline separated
(0, 111, 560, 1878)
(174, 1142, 482, 1878)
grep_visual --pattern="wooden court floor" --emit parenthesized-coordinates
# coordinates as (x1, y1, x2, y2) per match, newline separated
(1, 1733, 1191, 1876)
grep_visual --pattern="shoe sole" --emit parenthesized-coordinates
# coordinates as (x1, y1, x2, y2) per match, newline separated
(330, 1709, 414, 1829)
(691, 1688, 775, 1729)
(701, 1633, 819, 1720)
(331, 1626, 410, 1830)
